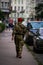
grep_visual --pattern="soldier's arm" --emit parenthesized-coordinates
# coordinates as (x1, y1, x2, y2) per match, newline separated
(23, 25, 29, 39)
(22, 25, 28, 34)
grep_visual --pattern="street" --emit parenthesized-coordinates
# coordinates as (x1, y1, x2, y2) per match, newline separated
(0, 29, 38, 65)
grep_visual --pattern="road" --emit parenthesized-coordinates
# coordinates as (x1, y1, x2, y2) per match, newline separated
(0, 29, 38, 65)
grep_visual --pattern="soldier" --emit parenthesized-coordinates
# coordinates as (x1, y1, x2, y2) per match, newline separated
(12, 18, 27, 58)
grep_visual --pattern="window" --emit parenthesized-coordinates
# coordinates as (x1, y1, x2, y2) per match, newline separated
(18, 6, 20, 11)
(5, 2, 7, 6)
(5, 2, 9, 8)
(32, 0, 34, 1)
(21, 0, 23, 4)
(21, 7, 24, 15)
(15, 0, 16, 4)
(8, 2, 9, 7)
(1, 2, 4, 8)
(18, 0, 20, 4)
(26, 6, 28, 10)
(1, 2, 9, 8)
(14, 6, 16, 10)
(21, 6, 23, 11)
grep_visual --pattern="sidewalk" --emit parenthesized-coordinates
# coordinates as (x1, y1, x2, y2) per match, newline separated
(0, 29, 38, 65)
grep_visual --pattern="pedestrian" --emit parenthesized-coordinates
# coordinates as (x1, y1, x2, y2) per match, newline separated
(27, 18, 32, 31)
(12, 18, 27, 58)
(9, 17, 13, 30)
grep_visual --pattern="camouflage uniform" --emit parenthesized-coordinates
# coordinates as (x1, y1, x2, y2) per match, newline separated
(12, 21, 27, 58)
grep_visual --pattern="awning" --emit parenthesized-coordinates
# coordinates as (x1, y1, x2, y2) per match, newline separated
(1, 10, 10, 13)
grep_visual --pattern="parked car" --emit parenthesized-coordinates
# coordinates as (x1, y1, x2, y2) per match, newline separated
(27, 21, 43, 52)
(33, 27, 43, 52)
(22, 21, 43, 47)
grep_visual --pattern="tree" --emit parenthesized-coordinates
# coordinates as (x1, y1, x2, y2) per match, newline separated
(0, 10, 4, 20)
(35, 3, 43, 19)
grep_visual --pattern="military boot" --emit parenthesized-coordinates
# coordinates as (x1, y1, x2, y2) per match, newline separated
(18, 52, 22, 59)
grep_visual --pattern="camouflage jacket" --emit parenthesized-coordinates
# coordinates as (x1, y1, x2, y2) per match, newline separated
(12, 23, 28, 40)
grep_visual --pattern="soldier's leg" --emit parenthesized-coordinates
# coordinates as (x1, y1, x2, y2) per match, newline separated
(15, 39, 19, 57)
(18, 41, 24, 58)
(16, 45, 19, 57)
(18, 46, 23, 58)
(16, 46, 18, 57)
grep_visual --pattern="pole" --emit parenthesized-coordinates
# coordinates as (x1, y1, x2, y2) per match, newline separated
(14, 10, 16, 26)
(14, 10, 17, 44)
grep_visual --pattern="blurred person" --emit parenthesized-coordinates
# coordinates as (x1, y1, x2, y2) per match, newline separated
(27, 18, 32, 31)
(9, 17, 13, 30)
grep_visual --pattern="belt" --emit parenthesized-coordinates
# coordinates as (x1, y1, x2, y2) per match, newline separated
(15, 32, 24, 35)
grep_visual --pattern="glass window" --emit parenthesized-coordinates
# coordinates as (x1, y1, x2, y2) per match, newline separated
(5, 2, 9, 8)
(21, 0, 23, 4)
(18, 6, 20, 11)
(14, 6, 16, 10)
(21, 6, 23, 11)
(1, 2, 4, 7)
(32, 0, 34, 1)
(30, 22, 43, 29)
(26, 6, 28, 9)
(1, 2, 9, 8)
(8, 2, 9, 7)
(5, 2, 8, 7)
(15, 0, 16, 4)
(18, 0, 20, 4)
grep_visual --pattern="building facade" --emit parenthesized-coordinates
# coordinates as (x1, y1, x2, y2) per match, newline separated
(0, 0, 11, 19)
(26, 0, 36, 19)
(11, 0, 26, 21)
(10, 0, 36, 21)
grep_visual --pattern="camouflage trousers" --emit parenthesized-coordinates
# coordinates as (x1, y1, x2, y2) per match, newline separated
(15, 40, 24, 57)
(16, 45, 22, 57)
